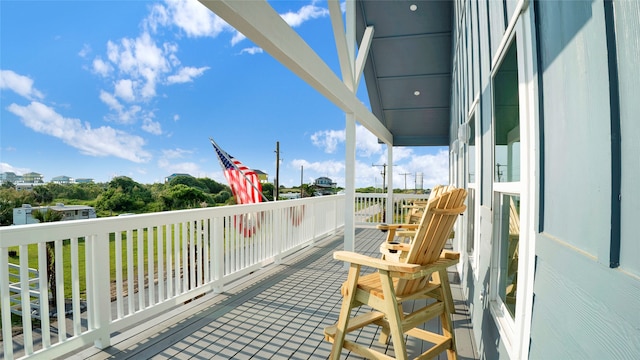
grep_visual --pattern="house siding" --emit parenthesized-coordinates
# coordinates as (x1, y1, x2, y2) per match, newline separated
(450, 0, 640, 358)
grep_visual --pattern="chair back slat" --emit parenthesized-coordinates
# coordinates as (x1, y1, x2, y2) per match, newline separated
(396, 187, 466, 296)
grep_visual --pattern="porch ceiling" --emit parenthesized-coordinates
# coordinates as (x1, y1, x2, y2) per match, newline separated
(356, 0, 453, 146)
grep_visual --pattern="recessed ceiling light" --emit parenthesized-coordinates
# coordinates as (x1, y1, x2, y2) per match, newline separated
(414, 90, 421, 96)
(410, 4, 418, 11)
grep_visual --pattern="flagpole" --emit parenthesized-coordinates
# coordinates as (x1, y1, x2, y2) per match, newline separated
(209, 137, 270, 202)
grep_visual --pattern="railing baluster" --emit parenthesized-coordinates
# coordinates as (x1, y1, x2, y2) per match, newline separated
(158, 225, 165, 302)
(189, 221, 196, 290)
(19, 244, 34, 355)
(137, 228, 145, 310)
(148, 226, 155, 306)
(1, 248, 13, 359)
(173, 223, 180, 295)
(37, 242, 51, 348)
(71, 237, 81, 335)
(166, 224, 173, 299)
(181, 222, 188, 293)
(55, 239, 66, 341)
(85, 236, 94, 331)
(115, 231, 124, 318)
(126, 229, 134, 315)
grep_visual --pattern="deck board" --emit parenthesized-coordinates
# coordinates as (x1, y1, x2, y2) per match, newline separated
(62, 228, 478, 360)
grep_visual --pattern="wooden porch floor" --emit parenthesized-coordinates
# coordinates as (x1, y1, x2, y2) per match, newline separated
(64, 228, 478, 359)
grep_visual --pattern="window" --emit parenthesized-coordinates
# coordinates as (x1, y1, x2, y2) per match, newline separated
(466, 111, 478, 258)
(491, 39, 520, 321)
(496, 193, 520, 317)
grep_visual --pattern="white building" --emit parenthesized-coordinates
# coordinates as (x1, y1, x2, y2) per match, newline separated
(12, 203, 97, 225)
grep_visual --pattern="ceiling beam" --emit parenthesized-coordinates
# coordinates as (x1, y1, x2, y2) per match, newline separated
(198, 0, 393, 145)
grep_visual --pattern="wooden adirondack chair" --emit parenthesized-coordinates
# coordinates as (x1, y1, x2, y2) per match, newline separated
(377, 185, 454, 245)
(324, 188, 467, 360)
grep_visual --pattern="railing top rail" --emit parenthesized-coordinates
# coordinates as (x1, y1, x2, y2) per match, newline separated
(0, 195, 345, 248)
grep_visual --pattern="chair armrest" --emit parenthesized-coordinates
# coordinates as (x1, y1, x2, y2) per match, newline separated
(380, 242, 411, 252)
(333, 251, 421, 273)
(376, 223, 420, 231)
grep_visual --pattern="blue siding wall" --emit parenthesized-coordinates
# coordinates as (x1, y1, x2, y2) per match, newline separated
(451, 0, 640, 358)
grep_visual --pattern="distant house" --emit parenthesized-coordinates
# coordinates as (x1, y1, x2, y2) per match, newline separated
(22, 172, 44, 183)
(51, 175, 73, 184)
(12, 203, 97, 225)
(253, 170, 268, 184)
(165, 173, 193, 183)
(75, 178, 94, 184)
(314, 176, 336, 195)
(314, 176, 336, 188)
(0, 172, 22, 184)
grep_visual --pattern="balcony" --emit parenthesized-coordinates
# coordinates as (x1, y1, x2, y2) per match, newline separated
(1, 194, 477, 359)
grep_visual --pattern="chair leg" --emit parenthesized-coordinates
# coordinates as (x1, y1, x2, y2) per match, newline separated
(330, 264, 361, 360)
(438, 280, 457, 360)
(379, 271, 408, 360)
(435, 269, 456, 314)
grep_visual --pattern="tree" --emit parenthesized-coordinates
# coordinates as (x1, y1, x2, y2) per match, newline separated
(198, 177, 227, 194)
(96, 177, 152, 214)
(33, 185, 53, 204)
(0, 188, 33, 226)
(169, 175, 204, 190)
(261, 183, 274, 201)
(161, 184, 212, 210)
(31, 209, 64, 310)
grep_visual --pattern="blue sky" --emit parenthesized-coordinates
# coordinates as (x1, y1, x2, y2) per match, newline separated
(0, 0, 448, 190)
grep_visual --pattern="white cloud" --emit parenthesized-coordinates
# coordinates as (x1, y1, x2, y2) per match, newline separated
(157, 147, 199, 174)
(404, 149, 450, 189)
(0, 70, 44, 100)
(166, 66, 209, 84)
(114, 79, 136, 102)
(103, 32, 171, 100)
(392, 147, 414, 162)
(290, 159, 344, 175)
(230, 32, 246, 46)
(92, 57, 113, 77)
(239, 47, 264, 56)
(228, 3, 329, 46)
(150, 0, 230, 38)
(142, 116, 162, 135)
(355, 125, 383, 157)
(281, 4, 329, 27)
(78, 44, 92, 58)
(7, 101, 151, 163)
(310, 124, 383, 156)
(311, 129, 344, 154)
(99, 90, 123, 112)
(173, 114, 180, 121)
(0, 163, 29, 175)
(162, 148, 192, 159)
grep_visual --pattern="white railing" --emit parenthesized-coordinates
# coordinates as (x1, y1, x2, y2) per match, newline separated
(0, 192, 427, 359)
(354, 193, 430, 227)
(0, 195, 344, 360)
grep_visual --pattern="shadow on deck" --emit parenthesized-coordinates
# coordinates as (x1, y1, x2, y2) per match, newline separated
(64, 228, 478, 359)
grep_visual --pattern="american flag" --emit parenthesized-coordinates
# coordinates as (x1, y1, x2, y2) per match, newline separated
(210, 138, 264, 204)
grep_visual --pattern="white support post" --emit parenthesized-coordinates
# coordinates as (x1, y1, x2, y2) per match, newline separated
(345, 114, 356, 252)
(386, 146, 394, 224)
(93, 233, 111, 349)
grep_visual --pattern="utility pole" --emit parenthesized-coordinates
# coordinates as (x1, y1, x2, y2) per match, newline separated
(399, 172, 411, 191)
(300, 165, 304, 198)
(372, 163, 387, 193)
(275, 141, 280, 201)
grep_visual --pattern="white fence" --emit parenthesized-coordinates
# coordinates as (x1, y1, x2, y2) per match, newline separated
(0, 195, 344, 360)
(354, 192, 430, 227)
(0, 192, 430, 359)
